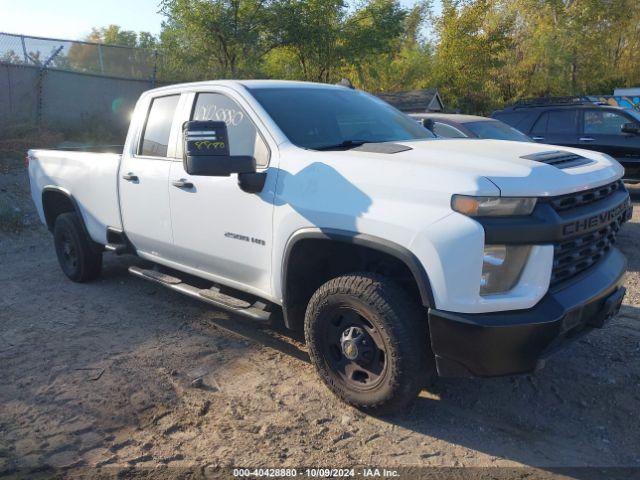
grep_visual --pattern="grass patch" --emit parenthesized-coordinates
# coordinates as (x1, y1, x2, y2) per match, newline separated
(0, 196, 24, 234)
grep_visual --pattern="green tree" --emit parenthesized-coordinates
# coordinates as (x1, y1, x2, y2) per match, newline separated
(493, 0, 640, 105)
(431, 0, 513, 113)
(269, 0, 407, 82)
(341, 1, 435, 92)
(67, 0, 640, 112)
(159, 0, 279, 79)
(159, 0, 408, 83)
(66, 25, 158, 79)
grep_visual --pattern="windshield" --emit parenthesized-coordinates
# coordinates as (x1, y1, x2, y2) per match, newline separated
(465, 120, 532, 142)
(248, 87, 435, 150)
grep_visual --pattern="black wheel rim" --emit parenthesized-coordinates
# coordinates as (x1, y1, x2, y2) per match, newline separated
(58, 233, 78, 271)
(321, 306, 387, 391)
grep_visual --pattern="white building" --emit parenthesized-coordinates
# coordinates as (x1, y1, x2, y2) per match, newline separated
(614, 87, 640, 96)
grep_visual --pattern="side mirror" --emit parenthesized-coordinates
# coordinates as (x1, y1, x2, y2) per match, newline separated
(621, 122, 640, 135)
(183, 120, 255, 176)
(422, 118, 435, 132)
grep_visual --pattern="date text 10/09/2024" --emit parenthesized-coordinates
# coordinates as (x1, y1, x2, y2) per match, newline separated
(232, 468, 401, 478)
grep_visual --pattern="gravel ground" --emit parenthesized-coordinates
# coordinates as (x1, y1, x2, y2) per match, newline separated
(1, 160, 639, 478)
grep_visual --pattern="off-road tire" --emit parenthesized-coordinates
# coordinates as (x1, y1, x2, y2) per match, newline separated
(53, 212, 102, 282)
(305, 272, 434, 414)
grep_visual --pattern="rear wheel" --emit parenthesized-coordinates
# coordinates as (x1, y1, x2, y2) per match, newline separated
(305, 272, 434, 414)
(53, 212, 102, 282)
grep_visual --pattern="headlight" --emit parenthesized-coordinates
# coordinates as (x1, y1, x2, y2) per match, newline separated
(480, 245, 531, 295)
(452, 195, 536, 216)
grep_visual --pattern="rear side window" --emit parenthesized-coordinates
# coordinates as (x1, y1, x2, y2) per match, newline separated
(465, 121, 531, 142)
(191, 93, 270, 167)
(492, 112, 530, 129)
(531, 113, 548, 136)
(547, 110, 578, 134)
(139, 95, 180, 157)
(432, 122, 467, 138)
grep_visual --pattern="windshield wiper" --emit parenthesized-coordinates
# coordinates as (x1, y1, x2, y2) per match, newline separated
(313, 140, 373, 151)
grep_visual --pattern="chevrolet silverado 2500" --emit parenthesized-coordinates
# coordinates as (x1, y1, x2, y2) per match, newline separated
(28, 80, 632, 413)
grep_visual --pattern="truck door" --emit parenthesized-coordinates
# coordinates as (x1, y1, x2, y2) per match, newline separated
(119, 93, 182, 259)
(168, 90, 277, 299)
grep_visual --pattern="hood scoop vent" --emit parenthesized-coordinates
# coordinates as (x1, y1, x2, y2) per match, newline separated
(352, 143, 412, 154)
(520, 150, 594, 169)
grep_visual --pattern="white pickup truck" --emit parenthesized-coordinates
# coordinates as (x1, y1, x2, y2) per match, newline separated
(28, 80, 632, 413)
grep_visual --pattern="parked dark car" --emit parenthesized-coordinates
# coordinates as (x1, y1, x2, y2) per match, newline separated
(492, 97, 640, 182)
(409, 113, 532, 142)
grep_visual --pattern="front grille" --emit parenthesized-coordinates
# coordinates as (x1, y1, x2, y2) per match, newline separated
(551, 210, 624, 287)
(549, 180, 623, 212)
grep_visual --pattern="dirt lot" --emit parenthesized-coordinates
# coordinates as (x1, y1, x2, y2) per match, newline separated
(1, 159, 640, 478)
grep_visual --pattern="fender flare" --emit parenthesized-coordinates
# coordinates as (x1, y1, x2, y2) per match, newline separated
(281, 227, 435, 308)
(41, 186, 91, 239)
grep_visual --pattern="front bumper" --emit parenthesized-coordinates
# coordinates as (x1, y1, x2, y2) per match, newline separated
(428, 247, 627, 377)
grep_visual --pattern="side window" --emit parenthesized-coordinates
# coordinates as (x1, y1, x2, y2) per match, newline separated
(432, 122, 467, 138)
(531, 113, 548, 136)
(192, 93, 270, 167)
(547, 110, 579, 134)
(139, 95, 180, 157)
(493, 112, 530, 129)
(584, 110, 629, 135)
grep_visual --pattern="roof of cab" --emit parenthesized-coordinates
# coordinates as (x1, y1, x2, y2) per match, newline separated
(144, 79, 346, 96)
(238, 79, 346, 89)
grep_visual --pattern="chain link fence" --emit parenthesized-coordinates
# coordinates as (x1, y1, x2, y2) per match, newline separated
(0, 32, 163, 146)
(0, 31, 158, 81)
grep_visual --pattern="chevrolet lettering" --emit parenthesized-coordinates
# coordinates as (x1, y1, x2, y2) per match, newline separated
(562, 200, 630, 236)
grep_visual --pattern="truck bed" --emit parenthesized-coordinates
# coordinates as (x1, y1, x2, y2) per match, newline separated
(28, 149, 123, 244)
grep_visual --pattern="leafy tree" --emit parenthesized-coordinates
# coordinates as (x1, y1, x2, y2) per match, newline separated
(431, 0, 513, 113)
(270, 0, 349, 82)
(66, 25, 158, 79)
(341, 1, 435, 91)
(27, 0, 639, 113)
(159, 0, 407, 83)
(268, 0, 406, 82)
(1, 49, 25, 64)
(159, 0, 279, 79)
(90, 25, 140, 47)
(494, 0, 640, 104)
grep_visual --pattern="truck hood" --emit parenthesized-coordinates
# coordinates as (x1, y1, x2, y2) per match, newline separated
(333, 138, 624, 197)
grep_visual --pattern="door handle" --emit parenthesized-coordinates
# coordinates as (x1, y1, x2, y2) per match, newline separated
(122, 172, 138, 181)
(532, 136, 544, 141)
(579, 137, 595, 142)
(172, 179, 194, 189)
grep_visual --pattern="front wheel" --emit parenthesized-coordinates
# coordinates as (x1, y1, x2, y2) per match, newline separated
(53, 212, 102, 282)
(304, 273, 434, 414)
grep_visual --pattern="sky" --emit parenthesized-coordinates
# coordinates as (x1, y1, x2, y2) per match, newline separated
(0, 0, 439, 42)
(0, 0, 166, 40)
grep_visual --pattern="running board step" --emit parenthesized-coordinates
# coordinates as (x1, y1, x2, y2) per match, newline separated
(128, 266, 271, 322)
(199, 288, 251, 308)
(105, 243, 130, 255)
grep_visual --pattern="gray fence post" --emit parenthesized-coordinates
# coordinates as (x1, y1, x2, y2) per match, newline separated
(36, 45, 64, 127)
(20, 35, 28, 63)
(151, 49, 158, 88)
(98, 44, 105, 74)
